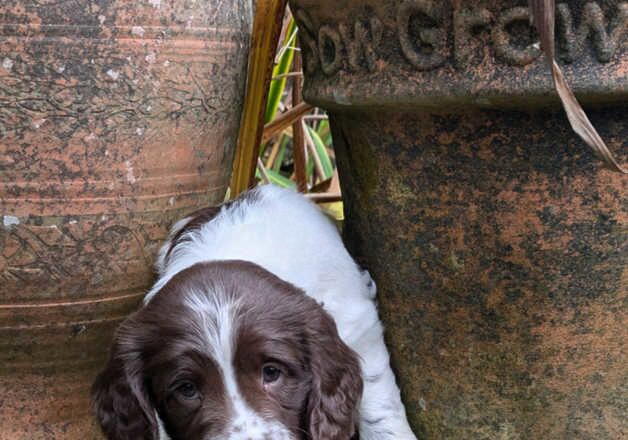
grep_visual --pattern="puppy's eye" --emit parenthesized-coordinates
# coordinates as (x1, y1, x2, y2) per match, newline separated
(175, 381, 199, 399)
(262, 363, 281, 384)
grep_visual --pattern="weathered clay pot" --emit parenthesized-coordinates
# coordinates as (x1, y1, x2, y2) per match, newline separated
(0, 0, 251, 437)
(288, 0, 626, 438)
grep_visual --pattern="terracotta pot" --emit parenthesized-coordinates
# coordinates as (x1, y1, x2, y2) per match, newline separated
(288, 0, 626, 438)
(0, 0, 251, 437)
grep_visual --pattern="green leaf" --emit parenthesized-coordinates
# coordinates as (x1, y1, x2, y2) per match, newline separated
(316, 119, 332, 147)
(307, 153, 314, 179)
(264, 20, 297, 124)
(271, 135, 290, 172)
(307, 125, 334, 179)
(256, 168, 296, 188)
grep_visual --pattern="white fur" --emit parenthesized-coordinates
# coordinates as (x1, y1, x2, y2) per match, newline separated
(156, 412, 171, 440)
(184, 289, 295, 440)
(148, 184, 416, 440)
(183, 289, 241, 369)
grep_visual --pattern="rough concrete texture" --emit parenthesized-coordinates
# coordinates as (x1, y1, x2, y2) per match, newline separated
(289, 0, 627, 438)
(0, 0, 251, 437)
(331, 108, 626, 439)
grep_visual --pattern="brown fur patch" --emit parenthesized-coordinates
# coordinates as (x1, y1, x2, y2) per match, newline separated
(93, 260, 362, 439)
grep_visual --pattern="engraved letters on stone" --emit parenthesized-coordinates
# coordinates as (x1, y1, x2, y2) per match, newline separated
(295, 1, 628, 75)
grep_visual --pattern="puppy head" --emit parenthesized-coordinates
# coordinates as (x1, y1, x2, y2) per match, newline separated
(92, 261, 362, 440)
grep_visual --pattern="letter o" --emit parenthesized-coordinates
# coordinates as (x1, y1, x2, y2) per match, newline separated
(318, 25, 344, 75)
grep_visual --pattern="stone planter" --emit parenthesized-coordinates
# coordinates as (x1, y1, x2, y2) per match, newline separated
(288, 0, 626, 438)
(0, 0, 251, 437)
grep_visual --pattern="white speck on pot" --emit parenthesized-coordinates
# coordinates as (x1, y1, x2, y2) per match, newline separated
(145, 52, 157, 64)
(2, 58, 14, 70)
(106, 69, 119, 80)
(419, 398, 427, 411)
(98, 15, 106, 25)
(333, 90, 351, 106)
(132, 26, 145, 37)
(32, 118, 46, 129)
(3, 216, 20, 228)
(149, 0, 161, 9)
(125, 160, 137, 184)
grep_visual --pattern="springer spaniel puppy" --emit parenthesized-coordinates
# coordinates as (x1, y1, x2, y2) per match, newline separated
(92, 184, 416, 440)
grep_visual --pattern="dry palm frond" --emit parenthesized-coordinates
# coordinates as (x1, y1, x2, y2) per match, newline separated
(261, 102, 314, 143)
(231, 0, 289, 197)
(292, 51, 307, 192)
(528, 0, 626, 173)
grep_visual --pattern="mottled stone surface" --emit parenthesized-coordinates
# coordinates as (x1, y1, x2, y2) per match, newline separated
(331, 108, 626, 439)
(0, 0, 251, 437)
(288, 0, 627, 438)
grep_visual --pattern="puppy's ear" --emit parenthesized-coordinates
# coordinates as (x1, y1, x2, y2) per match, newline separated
(306, 309, 363, 440)
(92, 323, 158, 440)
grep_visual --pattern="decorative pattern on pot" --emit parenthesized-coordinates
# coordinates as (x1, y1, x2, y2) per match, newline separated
(0, 0, 252, 437)
(288, 0, 627, 438)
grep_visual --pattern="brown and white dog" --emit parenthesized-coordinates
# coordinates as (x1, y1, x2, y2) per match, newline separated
(92, 185, 416, 440)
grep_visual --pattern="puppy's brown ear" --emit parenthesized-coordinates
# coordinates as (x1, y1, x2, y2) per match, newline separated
(306, 309, 363, 440)
(92, 324, 158, 440)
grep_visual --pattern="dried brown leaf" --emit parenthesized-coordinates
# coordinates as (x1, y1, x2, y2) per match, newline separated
(528, 0, 626, 173)
(261, 102, 313, 143)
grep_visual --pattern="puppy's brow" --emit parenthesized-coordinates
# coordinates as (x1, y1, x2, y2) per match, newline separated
(183, 289, 241, 367)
